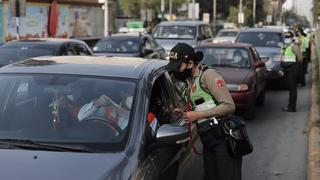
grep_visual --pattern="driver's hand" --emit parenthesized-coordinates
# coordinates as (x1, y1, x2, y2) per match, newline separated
(94, 95, 112, 108)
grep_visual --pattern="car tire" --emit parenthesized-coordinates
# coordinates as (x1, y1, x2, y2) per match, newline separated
(242, 97, 255, 120)
(256, 89, 266, 106)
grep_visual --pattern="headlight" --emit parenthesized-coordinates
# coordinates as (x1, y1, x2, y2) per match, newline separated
(227, 84, 249, 91)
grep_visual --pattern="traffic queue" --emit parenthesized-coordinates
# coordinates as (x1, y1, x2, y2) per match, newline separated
(0, 20, 313, 179)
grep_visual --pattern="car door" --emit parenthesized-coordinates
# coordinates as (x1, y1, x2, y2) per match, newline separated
(148, 37, 166, 60)
(141, 72, 202, 180)
(142, 37, 159, 59)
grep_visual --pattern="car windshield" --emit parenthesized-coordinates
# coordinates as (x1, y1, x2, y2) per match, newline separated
(0, 74, 136, 152)
(153, 26, 196, 39)
(93, 39, 140, 53)
(216, 31, 238, 37)
(0, 46, 55, 66)
(197, 47, 250, 68)
(236, 32, 283, 48)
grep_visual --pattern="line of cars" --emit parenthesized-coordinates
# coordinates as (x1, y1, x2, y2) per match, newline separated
(0, 20, 286, 179)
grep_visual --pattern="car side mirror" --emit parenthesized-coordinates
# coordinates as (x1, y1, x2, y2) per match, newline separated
(156, 124, 189, 146)
(254, 61, 265, 68)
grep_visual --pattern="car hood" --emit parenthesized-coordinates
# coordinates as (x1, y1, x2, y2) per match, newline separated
(0, 149, 129, 180)
(154, 39, 195, 51)
(255, 47, 280, 57)
(94, 52, 139, 57)
(214, 67, 252, 84)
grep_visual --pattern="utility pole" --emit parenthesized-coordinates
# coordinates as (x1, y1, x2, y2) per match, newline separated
(161, 0, 165, 21)
(104, 0, 109, 36)
(169, 0, 172, 21)
(253, 0, 256, 26)
(192, 0, 195, 21)
(213, 0, 216, 30)
(239, 0, 244, 26)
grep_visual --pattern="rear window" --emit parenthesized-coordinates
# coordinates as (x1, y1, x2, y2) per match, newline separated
(153, 25, 196, 39)
(0, 46, 55, 65)
(216, 31, 238, 37)
(93, 39, 140, 53)
(197, 47, 251, 68)
(236, 32, 283, 48)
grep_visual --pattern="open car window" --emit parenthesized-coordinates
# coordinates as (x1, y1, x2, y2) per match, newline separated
(0, 74, 136, 152)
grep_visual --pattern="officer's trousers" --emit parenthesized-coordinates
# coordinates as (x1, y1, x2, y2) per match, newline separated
(283, 64, 299, 109)
(198, 124, 242, 180)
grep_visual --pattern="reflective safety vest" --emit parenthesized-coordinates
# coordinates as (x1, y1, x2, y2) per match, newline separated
(190, 67, 218, 112)
(281, 44, 296, 64)
(305, 34, 310, 49)
(300, 36, 307, 53)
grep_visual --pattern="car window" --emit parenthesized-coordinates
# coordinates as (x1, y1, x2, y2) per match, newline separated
(73, 44, 91, 55)
(94, 39, 140, 53)
(197, 47, 251, 68)
(0, 74, 137, 152)
(144, 38, 152, 50)
(148, 37, 158, 49)
(62, 45, 76, 55)
(0, 46, 55, 65)
(216, 31, 238, 37)
(205, 25, 213, 38)
(236, 32, 283, 48)
(153, 25, 196, 39)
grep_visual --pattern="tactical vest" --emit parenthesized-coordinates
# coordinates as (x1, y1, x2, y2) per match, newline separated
(190, 66, 218, 112)
(281, 44, 296, 66)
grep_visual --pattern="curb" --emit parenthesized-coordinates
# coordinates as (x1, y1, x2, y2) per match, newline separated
(308, 43, 320, 180)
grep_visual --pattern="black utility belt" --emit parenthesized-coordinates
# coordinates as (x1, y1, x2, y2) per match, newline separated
(196, 118, 224, 138)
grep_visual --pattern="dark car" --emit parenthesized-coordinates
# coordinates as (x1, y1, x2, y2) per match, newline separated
(93, 33, 166, 59)
(0, 56, 202, 180)
(235, 28, 284, 85)
(0, 38, 93, 67)
(196, 42, 267, 119)
(152, 21, 213, 59)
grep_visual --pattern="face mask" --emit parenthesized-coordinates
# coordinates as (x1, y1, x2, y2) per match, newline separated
(284, 38, 292, 44)
(234, 56, 242, 63)
(173, 68, 192, 81)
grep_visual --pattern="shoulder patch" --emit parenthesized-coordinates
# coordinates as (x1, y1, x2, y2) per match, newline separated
(215, 79, 225, 88)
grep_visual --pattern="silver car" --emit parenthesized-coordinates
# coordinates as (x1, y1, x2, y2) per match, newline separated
(152, 21, 213, 59)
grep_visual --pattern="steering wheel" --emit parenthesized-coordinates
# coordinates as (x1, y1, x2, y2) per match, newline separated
(81, 116, 122, 134)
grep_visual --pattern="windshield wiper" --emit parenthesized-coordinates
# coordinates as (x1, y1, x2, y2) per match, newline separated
(0, 139, 92, 152)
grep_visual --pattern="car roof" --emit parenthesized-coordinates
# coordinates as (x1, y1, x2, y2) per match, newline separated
(100, 33, 150, 41)
(197, 42, 252, 48)
(0, 56, 167, 79)
(239, 28, 283, 33)
(3, 38, 86, 47)
(156, 21, 208, 26)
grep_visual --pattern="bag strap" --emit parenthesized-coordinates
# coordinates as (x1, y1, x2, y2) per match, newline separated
(186, 89, 202, 155)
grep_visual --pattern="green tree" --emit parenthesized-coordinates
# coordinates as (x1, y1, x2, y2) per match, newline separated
(228, 5, 252, 26)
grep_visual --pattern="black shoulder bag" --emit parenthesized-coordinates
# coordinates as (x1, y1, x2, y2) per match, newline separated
(220, 115, 253, 157)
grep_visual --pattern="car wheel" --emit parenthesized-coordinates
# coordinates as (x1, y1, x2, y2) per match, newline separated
(256, 89, 266, 106)
(241, 97, 255, 120)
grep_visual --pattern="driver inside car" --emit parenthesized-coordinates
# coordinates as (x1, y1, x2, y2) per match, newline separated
(77, 94, 131, 131)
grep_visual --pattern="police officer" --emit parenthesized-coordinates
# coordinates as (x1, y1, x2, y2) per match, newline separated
(296, 28, 308, 86)
(281, 31, 302, 112)
(166, 43, 241, 180)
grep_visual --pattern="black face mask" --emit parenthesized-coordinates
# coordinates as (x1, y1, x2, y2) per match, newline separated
(173, 68, 192, 81)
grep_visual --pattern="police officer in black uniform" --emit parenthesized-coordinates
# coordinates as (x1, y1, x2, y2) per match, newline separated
(281, 31, 303, 112)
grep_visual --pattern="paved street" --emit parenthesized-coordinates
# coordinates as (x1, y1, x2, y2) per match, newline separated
(243, 77, 310, 180)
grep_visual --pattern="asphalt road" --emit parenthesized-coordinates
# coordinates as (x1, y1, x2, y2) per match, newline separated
(243, 78, 310, 180)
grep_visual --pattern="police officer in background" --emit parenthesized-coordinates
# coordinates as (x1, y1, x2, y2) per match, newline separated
(295, 28, 308, 86)
(281, 31, 302, 112)
(166, 43, 241, 180)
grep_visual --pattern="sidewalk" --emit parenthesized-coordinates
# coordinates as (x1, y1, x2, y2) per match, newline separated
(308, 35, 320, 180)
